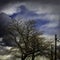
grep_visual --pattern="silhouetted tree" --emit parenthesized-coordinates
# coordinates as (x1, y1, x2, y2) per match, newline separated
(3, 20, 52, 60)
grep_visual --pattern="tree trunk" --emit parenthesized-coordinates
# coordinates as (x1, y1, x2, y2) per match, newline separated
(21, 54, 24, 60)
(21, 54, 27, 60)
(32, 53, 35, 60)
(50, 45, 53, 60)
(21, 57, 24, 60)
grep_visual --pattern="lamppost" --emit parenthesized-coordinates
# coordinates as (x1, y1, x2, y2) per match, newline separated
(55, 34, 60, 60)
(55, 34, 57, 60)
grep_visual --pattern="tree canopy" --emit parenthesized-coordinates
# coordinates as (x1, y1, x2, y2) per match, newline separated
(3, 20, 52, 60)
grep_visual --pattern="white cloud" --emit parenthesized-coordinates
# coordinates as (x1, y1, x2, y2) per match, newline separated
(1, 2, 26, 15)
(39, 19, 59, 36)
(41, 14, 60, 21)
(41, 22, 58, 28)
(2, 7, 17, 15)
(40, 34, 60, 46)
(41, 34, 54, 39)
(39, 34, 55, 41)
(35, 5, 60, 14)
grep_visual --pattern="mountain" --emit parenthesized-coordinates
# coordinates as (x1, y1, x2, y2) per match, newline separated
(0, 13, 13, 37)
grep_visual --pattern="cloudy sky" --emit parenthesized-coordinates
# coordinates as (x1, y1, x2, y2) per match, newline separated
(0, 0, 60, 39)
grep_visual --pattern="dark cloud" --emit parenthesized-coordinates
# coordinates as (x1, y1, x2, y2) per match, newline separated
(0, 0, 60, 6)
(0, 13, 13, 37)
(0, 0, 60, 11)
(0, 0, 21, 8)
(0, 0, 60, 37)
(0, 0, 60, 10)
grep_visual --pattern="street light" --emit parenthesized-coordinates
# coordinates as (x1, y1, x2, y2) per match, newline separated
(54, 34, 60, 60)
(55, 34, 57, 60)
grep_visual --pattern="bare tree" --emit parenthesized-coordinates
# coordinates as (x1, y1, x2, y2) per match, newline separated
(3, 20, 52, 60)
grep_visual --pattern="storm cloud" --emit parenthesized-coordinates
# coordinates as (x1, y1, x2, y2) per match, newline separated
(0, 0, 60, 8)
(0, 0, 60, 38)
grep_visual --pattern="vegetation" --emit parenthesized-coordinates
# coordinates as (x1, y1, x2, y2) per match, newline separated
(3, 20, 53, 60)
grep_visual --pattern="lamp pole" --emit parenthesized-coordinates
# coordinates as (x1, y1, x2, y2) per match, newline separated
(55, 34, 57, 60)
